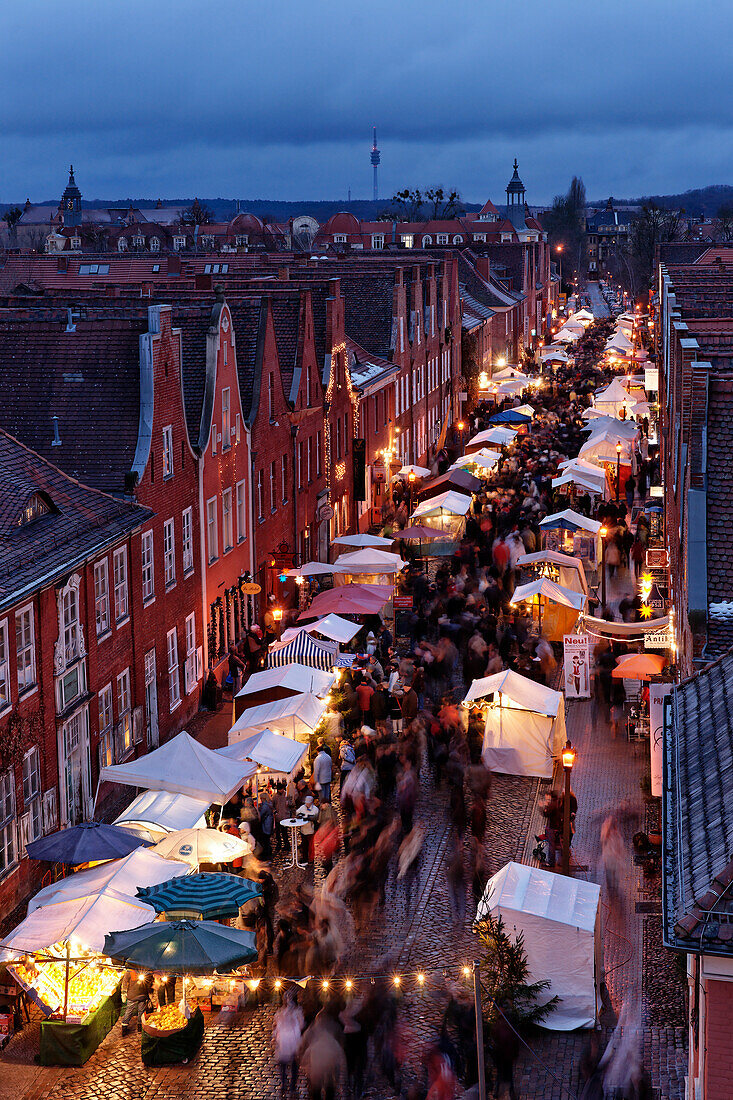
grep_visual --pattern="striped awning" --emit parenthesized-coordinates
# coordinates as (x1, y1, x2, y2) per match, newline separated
(266, 632, 338, 672)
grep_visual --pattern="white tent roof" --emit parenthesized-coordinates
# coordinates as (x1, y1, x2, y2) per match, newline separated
(219, 729, 307, 775)
(230, 692, 327, 740)
(495, 379, 526, 396)
(280, 615, 361, 645)
(606, 331, 632, 351)
(492, 367, 529, 382)
(412, 490, 472, 519)
(571, 308, 594, 322)
(236, 664, 335, 699)
(514, 404, 535, 417)
(595, 378, 634, 405)
(476, 862, 601, 1030)
(468, 427, 517, 448)
(540, 346, 569, 360)
(98, 730, 256, 805)
(285, 560, 335, 577)
(552, 470, 606, 495)
(511, 577, 586, 612)
(114, 790, 210, 839)
(557, 456, 608, 474)
(579, 415, 638, 438)
(516, 551, 589, 596)
(579, 431, 634, 462)
(539, 509, 601, 534)
(449, 449, 501, 472)
(463, 669, 563, 716)
(554, 327, 580, 343)
(1, 893, 155, 956)
(398, 464, 431, 478)
(27, 849, 187, 915)
(334, 549, 408, 574)
(562, 318, 585, 333)
(330, 533, 394, 549)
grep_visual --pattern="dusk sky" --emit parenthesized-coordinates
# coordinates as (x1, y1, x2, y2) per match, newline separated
(3, 0, 731, 204)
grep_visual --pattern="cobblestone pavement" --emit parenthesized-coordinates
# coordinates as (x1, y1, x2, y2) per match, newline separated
(586, 281, 611, 319)
(3, 567, 687, 1099)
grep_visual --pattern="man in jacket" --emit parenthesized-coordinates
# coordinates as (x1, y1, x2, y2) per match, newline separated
(338, 736, 356, 792)
(312, 741, 333, 804)
(121, 968, 154, 1034)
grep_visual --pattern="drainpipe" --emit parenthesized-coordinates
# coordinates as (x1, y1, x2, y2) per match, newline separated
(246, 426, 257, 622)
(291, 423, 299, 566)
(197, 447, 209, 673)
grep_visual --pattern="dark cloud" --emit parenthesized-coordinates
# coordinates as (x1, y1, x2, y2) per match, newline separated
(2, 0, 731, 203)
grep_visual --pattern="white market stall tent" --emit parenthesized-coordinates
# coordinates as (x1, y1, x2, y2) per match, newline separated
(449, 449, 501, 474)
(219, 728, 307, 777)
(411, 490, 472, 537)
(230, 692, 327, 742)
(552, 469, 608, 499)
(280, 614, 362, 646)
(467, 427, 517, 452)
(579, 430, 635, 465)
(331, 533, 395, 550)
(511, 578, 586, 641)
(1, 893, 155, 957)
(463, 670, 566, 778)
(593, 378, 637, 418)
(333, 548, 408, 585)
(516, 550, 589, 597)
(98, 730, 256, 804)
(476, 861, 602, 1030)
(113, 791, 209, 841)
(26, 849, 187, 915)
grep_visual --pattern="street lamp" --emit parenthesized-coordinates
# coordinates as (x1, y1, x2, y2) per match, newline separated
(555, 243, 564, 295)
(273, 606, 283, 640)
(561, 740, 577, 876)
(599, 525, 608, 610)
(615, 441, 622, 504)
(457, 420, 465, 452)
(408, 470, 416, 513)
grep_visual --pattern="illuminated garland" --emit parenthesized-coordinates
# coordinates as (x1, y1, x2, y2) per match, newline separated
(324, 342, 360, 508)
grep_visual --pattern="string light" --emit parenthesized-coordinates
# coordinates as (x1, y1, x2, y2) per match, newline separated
(416, 973, 425, 986)
(392, 975, 401, 988)
(462, 966, 471, 978)
(321, 979, 329, 991)
(344, 979, 353, 992)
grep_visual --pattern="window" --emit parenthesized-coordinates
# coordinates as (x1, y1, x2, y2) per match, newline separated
(19, 493, 50, 526)
(222, 388, 230, 450)
(167, 629, 180, 710)
(211, 422, 217, 457)
(152, 263, 160, 273)
(150, 236, 160, 252)
(422, 235, 433, 246)
(336, 420, 342, 460)
(316, 430, 322, 476)
(0, 621, 8, 710)
(141, 531, 154, 603)
(473, 233, 486, 243)
(0, 769, 16, 876)
(184, 614, 197, 695)
(270, 462, 277, 512)
(236, 413, 241, 444)
(344, 414, 349, 454)
(307, 436, 313, 483)
(22, 746, 42, 845)
(116, 669, 132, 760)
(453, 235, 463, 244)
(98, 685, 113, 769)
(15, 605, 35, 692)
(94, 559, 110, 636)
(235, 234, 249, 246)
(372, 234, 384, 249)
(173, 236, 185, 250)
(222, 489, 233, 552)
(206, 498, 218, 562)
(297, 442, 303, 489)
(257, 470, 264, 520)
(62, 585, 79, 660)
(162, 425, 173, 479)
(333, 234, 347, 243)
(113, 547, 128, 622)
(163, 518, 176, 588)
(401, 234, 414, 249)
(78, 263, 109, 275)
(236, 481, 247, 542)
(181, 507, 194, 575)
(117, 238, 127, 252)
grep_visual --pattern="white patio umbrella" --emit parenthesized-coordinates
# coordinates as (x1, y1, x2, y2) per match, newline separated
(398, 464, 431, 478)
(151, 828, 252, 868)
(330, 533, 394, 549)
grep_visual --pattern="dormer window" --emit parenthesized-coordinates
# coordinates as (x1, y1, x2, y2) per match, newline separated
(453, 235, 463, 244)
(70, 236, 81, 249)
(235, 234, 249, 246)
(118, 237, 128, 252)
(422, 235, 433, 246)
(173, 236, 186, 250)
(150, 236, 160, 252)
(436, 234, 448, 245)
(333, 234, 347, 244)
(19, 494, 51, 527)
(201, 235, 215, 249)
(132, 235, 145, 249)
(473, 234, 486, 243)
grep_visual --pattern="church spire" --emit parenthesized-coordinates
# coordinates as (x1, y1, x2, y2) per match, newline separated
(61, 165, 82, 227)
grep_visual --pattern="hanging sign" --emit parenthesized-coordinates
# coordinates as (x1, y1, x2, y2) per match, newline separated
(563, 634, 591, 698)
(241, 582, 261, 596)
(644, 626, 673, 650)
(649, 682, 672, 797)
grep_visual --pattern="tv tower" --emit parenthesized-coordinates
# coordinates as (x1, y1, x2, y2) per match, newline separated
(371, 127, 381, 202)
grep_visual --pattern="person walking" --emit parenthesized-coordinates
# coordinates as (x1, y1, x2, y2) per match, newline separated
(338, 735, 355, 793)
(313, 740, 332, 804)
(272, 990, 304, 1097)
(120, 968, 153, 1034)
(258, 789, 275, 861)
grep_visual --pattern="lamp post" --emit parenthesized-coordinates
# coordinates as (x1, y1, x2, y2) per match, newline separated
(561, 740, 577, 876)
(457, 420, 465, 453)
(599, 525, 608, 611)
(408, 470, 416, 514)
(615, 441, 622, 504)
(555, 243, 564, 296)
(273, 606, 283, 640)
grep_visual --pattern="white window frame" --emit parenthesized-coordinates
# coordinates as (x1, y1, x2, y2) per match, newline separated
(162, 425, 174, 479)
(98, 684, 113, 769)
(222, 388, 231, 450)
(372, 234, 384, 249)
(167, 629, 181, 711)
(206, 498, 218, 563)
(22, 746, 42, 846)
(236, 481, 247, 543)
(316, 430, 322, 476)
(182, 507, 194, 574)
(141, 530, 155, 603)
(184, 614, 197, 695)
(163, 518, 176, 589)
(113, 546, 128, 623)
(257, 470, 264, 519)
(333, 234, 347, 244)
(94, 558, 110, 637)
(222, 488, 233, 553)
(15, 604, 36, 693)
(0, 769, 17, 877)
(0, 619, 10, 711)
(116, 669, 132, 760)
(211, 422, 217, 457)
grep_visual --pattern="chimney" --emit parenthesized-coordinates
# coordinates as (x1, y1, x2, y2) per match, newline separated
(65, 308, 76, 332)
(475, 256, 491, 282)
(51, 416, 61, 447)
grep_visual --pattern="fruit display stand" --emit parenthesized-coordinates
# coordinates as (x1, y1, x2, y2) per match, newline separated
(7, 953, 122, 1066)
(140, 1004, 204, 1066)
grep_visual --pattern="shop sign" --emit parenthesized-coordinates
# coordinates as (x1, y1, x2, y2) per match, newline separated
(646, 548, 669, 569)
(393, 595, 413, 610)
(241, 582, 261, 595)
(644, 627, 673, 650)
(563, 634, 591, 698)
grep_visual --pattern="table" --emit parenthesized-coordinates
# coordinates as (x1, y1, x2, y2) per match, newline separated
(279, 817, 307, 870)
(39, 989, 121, 1066)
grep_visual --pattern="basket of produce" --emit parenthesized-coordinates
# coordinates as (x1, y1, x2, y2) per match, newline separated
(141, 1004, 188, 1038)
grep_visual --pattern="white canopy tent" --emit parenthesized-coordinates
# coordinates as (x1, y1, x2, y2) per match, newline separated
(540, 346, 569, 362)
(605, 331, 633, 352)
(539, 509, 601, 536)
(266, 632, 338, 671)
(476, 862, 602, 1030)
(449, 449, 501, 474)
(411, 490, 472, 536)
(280, 614, 362, 646)
(397, 464, 431, 479)
(219, 729, 307, 776)
(579, 415, 638, 438)
(552, 469, 608, 499)
(114, 790, 209, 841)
(579, 431, 635, 464)
(561, 319, 585, 335)
(514, 404, 535, 418)
(285, 561, 335, 578)
(230, 692, 327, 742)
(554, 327, 581, 344)
(236, 664, 334, 702)
(571, 308, 594, 323)
(334, 548, 408, 575)
(98, 730, 256, 805)
(1, 893, 155, 956)
(494, 378, 526, 397)
(467, 427, 517, 451)
(516, 550, 589, 597)
(492, 367, 530, 383)
(593, 378, 637, 417)
(26, 849, 187, 915)
(463, 670, 566, 779)
(512, 578, 586, 611)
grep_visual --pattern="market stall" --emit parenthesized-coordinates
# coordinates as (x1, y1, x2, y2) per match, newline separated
(593, 377, 637, 418)
(279, 614, 362, 647)
(511, 578, 586, 641)
(476, 861, 602, 1030)
(411, 490, 472, 539)
(332, 548, 408, 586)
(113, 791, 210, 842)
(298, 583, 392, 622)
(465, 427, 517, 453)
(27, 849, 187, 914)
(448, 449, 501, 475)
(417, 468, 481, 500)
(516, 550, 589, 597)
(229, 691, 327, 743)
(219, 729, 308, 781)
(538, 509, 602, 565)
(266, 632, 338, 671)
(463, 670, 566, 779)
(234, 664, 335, 718)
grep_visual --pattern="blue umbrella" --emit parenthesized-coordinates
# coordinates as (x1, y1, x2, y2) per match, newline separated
(136, 873, 261, 920)
(104, 919, 257, 974)
(489, 410, 532, 425)
(26, 821, 150, 865)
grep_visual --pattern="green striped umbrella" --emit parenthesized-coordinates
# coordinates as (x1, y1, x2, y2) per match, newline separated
(136, 873, 261, 920)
